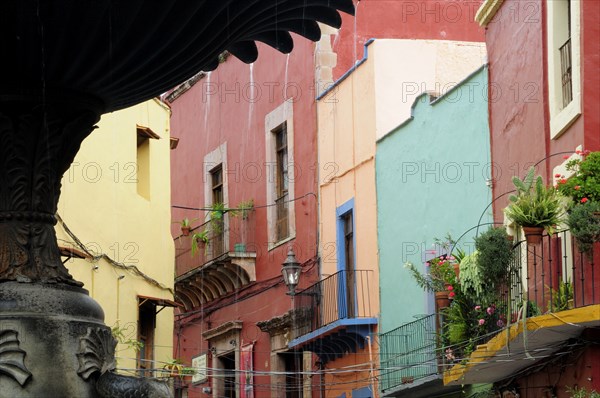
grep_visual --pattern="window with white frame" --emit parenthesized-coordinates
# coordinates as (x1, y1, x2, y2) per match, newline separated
(547, 0, 581, 138)
(265, 102, 296, 249)
(203, 144, 229, 255)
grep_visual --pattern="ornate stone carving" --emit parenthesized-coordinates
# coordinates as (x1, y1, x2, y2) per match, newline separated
(0, 96, 102, 286)
(95, 372, 172, 398)
(77, 327, 117, 380)
(0, 329, 32, 386)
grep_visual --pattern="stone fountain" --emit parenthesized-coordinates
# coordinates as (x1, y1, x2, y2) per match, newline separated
(0, 1, 354, 396)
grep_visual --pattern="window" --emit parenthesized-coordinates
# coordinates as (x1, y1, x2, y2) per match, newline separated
(203, 144, 229, 256)
(136, 125, 160, 199)
(137, 300, 156, 377)
(265, 102, 296, 249)
(547, 0, 581, 138)
(275, 123, 290, 242)
(211, 165, 225, 256)
(336, 199, 356, 319)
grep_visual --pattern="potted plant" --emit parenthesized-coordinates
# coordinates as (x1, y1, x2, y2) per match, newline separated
(179, 218, 192, 236)
(191, 229, 209, 257)
(405, 255, 458, 310)
(504, 167, 565, 244)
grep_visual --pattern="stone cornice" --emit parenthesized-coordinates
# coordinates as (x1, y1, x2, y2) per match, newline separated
(202, 320, 242, 340)
(475, 0, 504, 27)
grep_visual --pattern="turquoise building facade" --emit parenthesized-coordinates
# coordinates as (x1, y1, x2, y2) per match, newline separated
(376, 66, 492, 396)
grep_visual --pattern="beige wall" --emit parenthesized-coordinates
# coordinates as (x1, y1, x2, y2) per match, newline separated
(56, 99, 175, 375)
(372, 39, 487, 139)
(318, 49, 379, 317)
(317, 37, 487, 323)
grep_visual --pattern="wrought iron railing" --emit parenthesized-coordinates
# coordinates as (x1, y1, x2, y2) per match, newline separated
(379, 314, 438, 393)
(503, 229, 598, 315)
(174, 211, 256, 276)
(559, 37, 573, 108)
(446, 230, 598, 358)
(293, 270, 375, 332)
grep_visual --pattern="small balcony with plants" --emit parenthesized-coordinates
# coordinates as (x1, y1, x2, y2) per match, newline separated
(442, 156, 600, 386)
(287, 269, 378, 364)
(174, 202, 257, 311)
(379, 153, 600, 394)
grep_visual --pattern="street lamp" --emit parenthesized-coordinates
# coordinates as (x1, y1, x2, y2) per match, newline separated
(281, 248, 302, 296)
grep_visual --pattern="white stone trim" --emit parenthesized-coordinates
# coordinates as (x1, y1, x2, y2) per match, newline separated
(547, 0, 582, 139)
(264, 100, 296, 250)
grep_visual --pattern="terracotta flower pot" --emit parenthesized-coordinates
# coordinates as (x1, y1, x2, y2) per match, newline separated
(453, 263, 460, 280)
(181, 226, 191, 236)
(522, 226, 544, 245)
(435, 291, 451, 310)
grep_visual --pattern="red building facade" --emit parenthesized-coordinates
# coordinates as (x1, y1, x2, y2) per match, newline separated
(168, 39, 322, 398)
(476, 0, 600, 396)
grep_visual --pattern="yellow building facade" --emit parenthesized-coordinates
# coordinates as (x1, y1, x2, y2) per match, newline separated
(55, 99, 176, 378)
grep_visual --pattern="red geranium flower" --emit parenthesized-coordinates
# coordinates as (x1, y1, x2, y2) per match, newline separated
(449, 292, 455, 298)
(554, 173, 561, 178)
(581, 198, 589, 204)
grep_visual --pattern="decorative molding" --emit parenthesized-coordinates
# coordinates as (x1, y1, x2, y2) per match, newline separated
(475, 0, 504, 26)
(76, 327, 117, 381)
(0, 329, 32, 386)
(202, 320, 243, 341)
(0, 97, 101, 285)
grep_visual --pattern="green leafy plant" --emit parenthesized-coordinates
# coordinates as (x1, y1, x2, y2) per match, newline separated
(232, 199, 254, 220)
(191, 229, 209, 256)
(566, 201, 600, 255)
(557, 151, 600, 204)
(505, 167, 565, 233)
(111, 323, 143, 352)
(458, 251, 484, 302)
(474, 227, 514, 299)
(548, 279, 574, 312)
(566, 386, 600, 398)
(162, 359, 197, 379)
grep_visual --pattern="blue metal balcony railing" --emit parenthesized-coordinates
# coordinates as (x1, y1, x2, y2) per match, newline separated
(293, 269, 375, 332)
(379, 314, 438, 393)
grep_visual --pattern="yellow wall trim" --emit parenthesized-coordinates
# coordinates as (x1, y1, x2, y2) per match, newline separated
(443, 304, 600, 385)
(475, 0, 504, 26)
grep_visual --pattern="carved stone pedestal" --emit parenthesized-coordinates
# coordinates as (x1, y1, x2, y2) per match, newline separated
(0, 282, 105, 397)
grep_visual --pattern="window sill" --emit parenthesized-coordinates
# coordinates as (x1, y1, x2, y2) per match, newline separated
(550, 97, 581, 139)
(268, 234, 296, 252)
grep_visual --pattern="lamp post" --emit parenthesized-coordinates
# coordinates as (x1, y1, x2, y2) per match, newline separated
(281, 249, 302, 296)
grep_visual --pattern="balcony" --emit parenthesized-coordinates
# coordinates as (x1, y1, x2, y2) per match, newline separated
(444, 230, 600, 386)
(174, 212, 257, 311)
(288, 270, 378, 363)
(380, 314, 462, 397)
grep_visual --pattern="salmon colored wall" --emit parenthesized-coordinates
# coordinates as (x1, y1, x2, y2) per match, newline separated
(322, 345, 378, 398)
